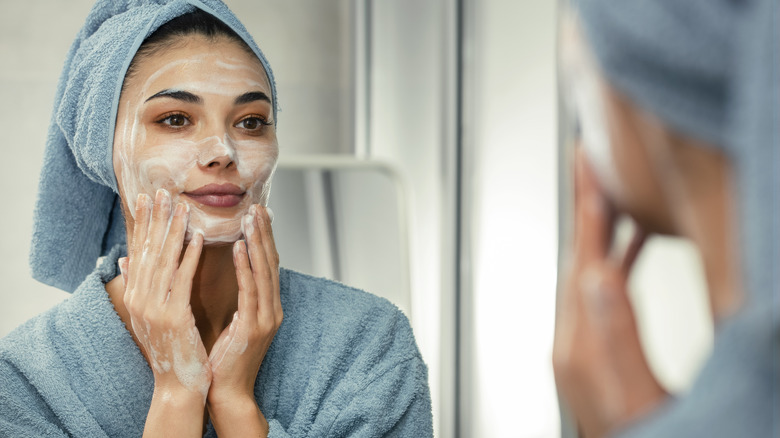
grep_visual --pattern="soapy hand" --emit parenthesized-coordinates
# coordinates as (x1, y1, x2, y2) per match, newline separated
(207, 204, 282, 435)
(120, 189, 211, 405)
(552, 151, 667, 438)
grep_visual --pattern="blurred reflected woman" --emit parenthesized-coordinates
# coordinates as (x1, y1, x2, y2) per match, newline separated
(554, 0, 777, 437)
(0, 1, 432, 436)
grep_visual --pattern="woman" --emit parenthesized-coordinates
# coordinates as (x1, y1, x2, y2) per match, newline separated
(554, 0, 777, 437)
(0, 1, 432, 437)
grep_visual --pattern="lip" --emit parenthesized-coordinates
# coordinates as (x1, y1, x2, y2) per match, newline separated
(184, 183, 245, 208)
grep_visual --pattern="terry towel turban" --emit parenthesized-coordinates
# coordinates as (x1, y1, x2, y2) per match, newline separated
(571, 0, 778, 305)
(30, 0, 278, 292)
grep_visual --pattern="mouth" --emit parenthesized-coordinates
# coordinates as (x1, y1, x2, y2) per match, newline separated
(183, 183, 245, 208)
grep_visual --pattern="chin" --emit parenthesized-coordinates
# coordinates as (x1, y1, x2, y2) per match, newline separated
(185, 222, 243, 245)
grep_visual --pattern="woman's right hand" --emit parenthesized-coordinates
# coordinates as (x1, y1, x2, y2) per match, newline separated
(119, 189, 210, 435)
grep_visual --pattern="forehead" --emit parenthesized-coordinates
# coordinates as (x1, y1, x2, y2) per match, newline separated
(127, 36, 272, 97)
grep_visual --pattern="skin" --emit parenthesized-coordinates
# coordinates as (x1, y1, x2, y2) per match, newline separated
(553, 18, 743, 438)
(114, 37, 278, 244)
(104, 35, 282, 437)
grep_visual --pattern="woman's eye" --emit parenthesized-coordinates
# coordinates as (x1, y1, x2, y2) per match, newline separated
(236, 116, 271, 132)
(157, 113, 190, 127)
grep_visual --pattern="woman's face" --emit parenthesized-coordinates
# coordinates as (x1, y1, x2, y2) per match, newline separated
(560, 12, 675, 234)
(113, 35, 278, 244)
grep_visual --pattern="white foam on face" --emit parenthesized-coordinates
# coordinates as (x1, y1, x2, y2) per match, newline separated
(114, 46, 278, 244)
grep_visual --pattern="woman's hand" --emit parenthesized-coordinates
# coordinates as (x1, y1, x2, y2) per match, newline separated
(120, 189, 210, 436)
(207, 205, 282, 437)
(552, 151, 667, 438)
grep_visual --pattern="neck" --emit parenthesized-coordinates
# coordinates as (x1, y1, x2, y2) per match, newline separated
(190, 243, 239, 352)
(106, 240, 239, 355)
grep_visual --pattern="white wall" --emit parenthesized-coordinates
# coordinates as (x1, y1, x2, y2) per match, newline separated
(460, 1, 561, 436)
(0, 0, 95, 336)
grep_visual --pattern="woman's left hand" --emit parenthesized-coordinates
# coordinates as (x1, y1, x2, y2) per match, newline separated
(206, 205, 282, 436)
(552, 151, 667, 438)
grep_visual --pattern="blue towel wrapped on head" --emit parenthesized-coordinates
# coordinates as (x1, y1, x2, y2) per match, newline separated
(30, 0, 278, 293)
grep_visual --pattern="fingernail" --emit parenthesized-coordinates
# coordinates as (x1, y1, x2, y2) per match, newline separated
(243, 214, 254, 235)
(255, 205, 265, 226)
(265, 207, 274, 224)
(190, 232, 203, 247)
(174, 202, 187, 217)
(233, 240, 241, 257)
(136, 193, 151, 211)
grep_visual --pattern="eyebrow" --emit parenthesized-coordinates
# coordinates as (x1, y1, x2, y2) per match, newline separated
(144, 89, 271, 106)
(145, 89, 202, 104)
(234, 91, 272, 106)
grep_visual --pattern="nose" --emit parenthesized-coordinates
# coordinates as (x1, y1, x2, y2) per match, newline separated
(197, 136, 236, 170)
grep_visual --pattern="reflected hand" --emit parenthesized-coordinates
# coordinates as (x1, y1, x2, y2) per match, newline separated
(552, 151, 667, 438)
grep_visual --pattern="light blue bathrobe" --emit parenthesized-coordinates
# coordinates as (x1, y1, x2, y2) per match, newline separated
(0, 246, 433, 437)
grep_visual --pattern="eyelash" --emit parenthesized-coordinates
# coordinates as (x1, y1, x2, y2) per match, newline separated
(154, 112, 191, 128)
(236, 115, 273, 128)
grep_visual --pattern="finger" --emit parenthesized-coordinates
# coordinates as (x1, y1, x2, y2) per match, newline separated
(209, 313, 238, 369)
(233, 239, 258, 319)
(128, 193, 152, 290)
(152, 202, 190, 303)
(574, 148, 615, 263)
(583, 266, 660, 396)
(168, 231, 203, 308)
(257, 206, 280, 271)
(245, 207, 274, 318)
(257, 206, 281, 313)
(118, 257, 129, 289)
(136, 189, 173, 294)
(620, 225, 647, 275)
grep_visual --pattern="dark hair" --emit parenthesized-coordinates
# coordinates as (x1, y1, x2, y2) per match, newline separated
(123, 9, 256, 89)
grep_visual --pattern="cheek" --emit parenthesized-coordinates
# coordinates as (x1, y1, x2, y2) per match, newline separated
(136, 145, 198, 189)
(606, 102, 676, 232)
(135, 142, 197, 195)
(119, 140, 199, 215)
(235, 141, 279, 183)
